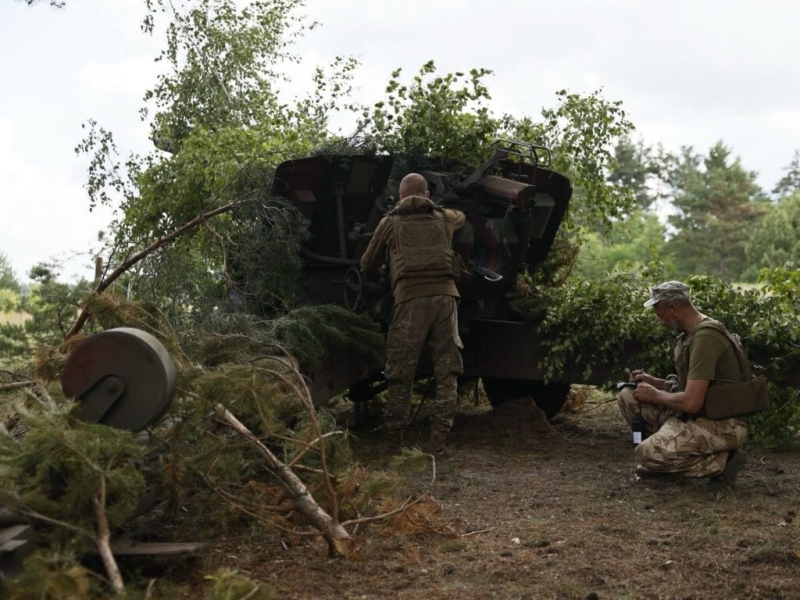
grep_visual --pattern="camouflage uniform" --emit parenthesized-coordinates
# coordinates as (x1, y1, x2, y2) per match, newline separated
(618, 281, 750, 477)
(618, 387, 747, 477)
(385, 295, 463, 432)
(360, 194, 466, 435)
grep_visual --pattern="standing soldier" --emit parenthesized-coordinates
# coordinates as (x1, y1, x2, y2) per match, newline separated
(360, 173, 466, 455)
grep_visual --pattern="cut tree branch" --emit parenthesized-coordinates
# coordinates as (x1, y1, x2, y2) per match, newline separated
(217, 406, 353, 558)
(64, 196, 253, 341)
(93, 475, 125, 594)
(0, 381, 36, 391)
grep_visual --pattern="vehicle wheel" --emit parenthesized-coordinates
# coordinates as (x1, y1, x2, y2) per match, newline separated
(343, 267, 364, 312)
(529, 381, 572, 420)
(482, 378, 571, 420)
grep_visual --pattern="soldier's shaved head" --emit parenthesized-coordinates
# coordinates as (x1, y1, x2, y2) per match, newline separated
(399, 173, 429, 199)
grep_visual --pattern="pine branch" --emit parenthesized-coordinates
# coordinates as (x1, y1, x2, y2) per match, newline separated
(287, 431, 347, 469)
(20, 507, 94, 537)
(341, 494, 427, 528)
(261, 359, 342, 523)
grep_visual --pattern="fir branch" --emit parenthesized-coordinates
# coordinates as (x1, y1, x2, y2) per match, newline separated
(0, 381, 36, 391)
(290, 464, 325, 475)
(287, 431, 347, 469)
(19, 507, 94, 537)
(261, 362, 341, 523)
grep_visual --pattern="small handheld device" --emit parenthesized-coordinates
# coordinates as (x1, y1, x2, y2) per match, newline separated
(632, 411, 647, 445)
(616, 381, 637, 391)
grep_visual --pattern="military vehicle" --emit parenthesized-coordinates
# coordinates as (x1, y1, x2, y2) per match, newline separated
(271, 139, 579, 419)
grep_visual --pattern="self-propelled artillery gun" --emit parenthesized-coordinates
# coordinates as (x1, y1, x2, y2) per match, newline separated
(270, 140, 577, 419)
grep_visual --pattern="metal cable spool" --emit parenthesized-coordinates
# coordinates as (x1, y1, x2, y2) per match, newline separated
(61, 328, 177, 432)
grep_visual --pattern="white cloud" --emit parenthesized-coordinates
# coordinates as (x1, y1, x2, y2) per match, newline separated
(0, 117, 115, 283)
(79, 56, 162, 97)
(294, 0, 800, 190)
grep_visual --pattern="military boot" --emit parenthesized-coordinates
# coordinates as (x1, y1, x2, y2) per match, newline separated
(427, 430, 452, 457)
(709, 449, 747, 490)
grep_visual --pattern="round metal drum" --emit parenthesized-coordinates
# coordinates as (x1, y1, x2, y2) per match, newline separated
(61, 328, 177, 432)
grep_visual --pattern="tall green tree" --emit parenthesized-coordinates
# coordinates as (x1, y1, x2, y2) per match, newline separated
(0, 262, 93, 368)
(773, 150, 800, 199)
(664, 142, 766, 281)
(77, 0, 358, 322)
(23, 264, 92, 346)
(607, 136, 665, 212)
(0, 253, 21, 293)
(0, 254, 26, 366)
(502, 89, 635, 234)
(577, 209, 673, 279)
(744, 191, 800, 278)
(85, 0, 353, 234)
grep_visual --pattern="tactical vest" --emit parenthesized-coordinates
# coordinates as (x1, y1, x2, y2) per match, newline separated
(673, 319, 735, 391)
(388, 211, 458, 284)
(674, 319, 768, 419)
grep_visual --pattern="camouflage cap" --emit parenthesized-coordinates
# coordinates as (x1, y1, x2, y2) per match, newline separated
(643, 280, 691, 308)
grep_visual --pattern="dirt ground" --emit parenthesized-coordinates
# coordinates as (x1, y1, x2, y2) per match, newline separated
(137, 390, 799, 600)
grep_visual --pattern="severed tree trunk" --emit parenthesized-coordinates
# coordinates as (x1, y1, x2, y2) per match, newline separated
(93, 475, 125, 594)
(217, 407, 352, 558)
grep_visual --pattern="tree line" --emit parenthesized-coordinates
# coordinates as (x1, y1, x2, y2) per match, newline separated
(581, 140, 800, 282)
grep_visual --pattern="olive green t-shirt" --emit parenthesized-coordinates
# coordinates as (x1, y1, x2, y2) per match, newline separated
(687, 327, 743, 383)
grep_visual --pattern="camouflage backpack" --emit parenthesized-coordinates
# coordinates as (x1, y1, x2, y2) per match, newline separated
(388, 210, 459, 284)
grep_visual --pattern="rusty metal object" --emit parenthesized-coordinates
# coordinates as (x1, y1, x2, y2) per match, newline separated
(61, 328, 177, 432)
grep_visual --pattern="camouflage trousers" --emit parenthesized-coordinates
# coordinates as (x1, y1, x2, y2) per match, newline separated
(385, 295, 463, 433)
(618, 388, 748, 477)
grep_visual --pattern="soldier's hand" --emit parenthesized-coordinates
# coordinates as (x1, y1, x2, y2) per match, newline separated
(632, 371, 661, 387)
(633, 382, 658, 404)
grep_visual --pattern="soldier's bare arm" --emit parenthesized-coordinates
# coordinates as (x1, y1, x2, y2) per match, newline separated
(634, 378, 709, 414)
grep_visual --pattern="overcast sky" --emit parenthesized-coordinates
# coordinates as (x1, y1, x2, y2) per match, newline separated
(2, 0, 799, 283)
